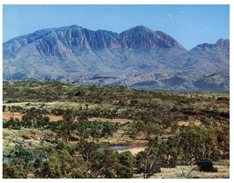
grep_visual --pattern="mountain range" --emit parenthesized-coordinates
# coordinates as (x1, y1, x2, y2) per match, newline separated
(3, 25, 229, 92)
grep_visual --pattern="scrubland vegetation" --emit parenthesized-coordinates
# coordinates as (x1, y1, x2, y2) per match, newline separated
(2, 81, 229, 178)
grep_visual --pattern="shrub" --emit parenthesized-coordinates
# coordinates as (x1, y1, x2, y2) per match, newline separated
(22, 134, 30, 140)
(196, 160, 218, 172)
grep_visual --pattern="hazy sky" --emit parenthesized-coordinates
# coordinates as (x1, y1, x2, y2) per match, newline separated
(3, 5, 229, 49)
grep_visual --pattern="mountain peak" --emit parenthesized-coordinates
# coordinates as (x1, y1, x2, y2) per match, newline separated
(69, 24, 79, 28)
(192, 38, 230, 51)
(124, 25, 153, 32)
(215, 39, 229, 48)
(4, 25, 185, 51)
(193, 43, 213, 50)
(120, 25, 183, 49)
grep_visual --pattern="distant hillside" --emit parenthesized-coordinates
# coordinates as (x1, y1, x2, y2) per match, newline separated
(3, 25, 229, 92)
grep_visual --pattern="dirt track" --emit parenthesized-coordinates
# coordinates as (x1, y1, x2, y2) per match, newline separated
(3, 112, 63, 122)
(3, 113, 23, 120)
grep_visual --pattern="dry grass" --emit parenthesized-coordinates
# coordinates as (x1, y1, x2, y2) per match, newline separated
(3, 128, 55, 155)
(134, 161, 229, 179)
(88, 117, 133, 124)
(177, 119, 202, 127)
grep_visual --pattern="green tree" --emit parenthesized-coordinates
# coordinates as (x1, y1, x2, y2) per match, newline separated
(115, 163, 133, 178)
(3, 163, 27, 178)
(118, 151, 134, 168)
(178, 125, 220, 162)
(136, 137, 166, 178)
(39, 155, 62, 178)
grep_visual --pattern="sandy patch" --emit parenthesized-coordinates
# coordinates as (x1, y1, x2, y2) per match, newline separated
(3, 112, 63, 122)
(3, 113, 23, 120)
(48, 115, 63, 122)
(118, 146, 146, 155)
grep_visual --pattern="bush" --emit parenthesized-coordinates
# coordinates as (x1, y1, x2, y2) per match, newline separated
(3, 163, 27, 178)
(115, 164, 133, 178)
(196, 160, 218, 172)
(22, 134, 30, 140)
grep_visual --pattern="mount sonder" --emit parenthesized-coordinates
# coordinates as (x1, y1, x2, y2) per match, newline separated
(3, 25, 229, 92)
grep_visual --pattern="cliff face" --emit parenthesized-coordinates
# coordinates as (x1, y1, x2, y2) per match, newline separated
(3, 25, 229, 92)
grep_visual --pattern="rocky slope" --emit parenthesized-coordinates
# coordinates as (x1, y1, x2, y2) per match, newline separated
(3, 25, 229, 92)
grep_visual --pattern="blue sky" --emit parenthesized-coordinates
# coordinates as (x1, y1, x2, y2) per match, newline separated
(3, 5, 229, 49)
